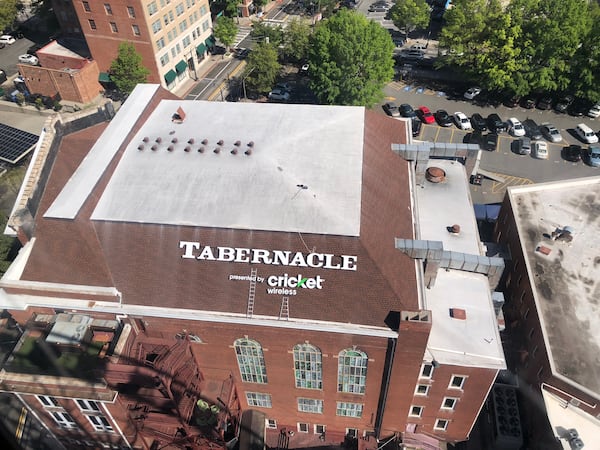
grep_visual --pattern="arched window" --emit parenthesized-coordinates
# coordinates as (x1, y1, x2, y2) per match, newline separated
(293, 343, 322, 389)
(338, 348, 368, 394)
(234, 338, 268, 384)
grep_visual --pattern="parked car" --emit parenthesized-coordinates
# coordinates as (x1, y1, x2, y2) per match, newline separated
(537, 96, 554, 110)
(416, 106, 435, 124)
(533, 141, 549, 159)
(504, 95, 522, 108)
(399, 103, 416, 118)
(588, 104, 600, 119)
(404, 49, 424, 60)
(586, 145, 600, 167)
(483, 133, 499, 152)
(523, 119, 542, 140)
(507, 118, 525, 137)
(268, 89, 290, 101)
(0, 35, 16, 45)
(275, 82, 292, 92)
(470, 113, 487, 132)
(411, 118, 422, 137)
(299, 63, 309, 75)
(464, 87, 482, 100)
(435, 109, 453, 127)
(555, 95, 574, 113)
(18, 54, 39, 65)
(487, 113, 507, 133)
(521, 96, 536, 109)
(574, 123, 599, 144)
(454, 112, 472, 130)
(562, 144, 582, 162)
(567, 99, 590, 117)
(383, 102, 400, 117)
(234, 48, 250, 59)
(516, 137, 531, 155)
(540, 123, 563, 142)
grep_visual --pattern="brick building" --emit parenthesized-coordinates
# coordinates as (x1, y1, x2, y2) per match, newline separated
(64, 0, 214, 91)
(495, 178, 600, 450)
(18, 40, 103, 103)
(0, 85, 506, 450)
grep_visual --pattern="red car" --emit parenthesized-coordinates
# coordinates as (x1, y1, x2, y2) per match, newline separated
(417, 106, 435, 124)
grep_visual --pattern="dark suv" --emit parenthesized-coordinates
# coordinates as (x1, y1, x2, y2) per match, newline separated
(522, 119, 542, 140)
(487, 113, 507, 133)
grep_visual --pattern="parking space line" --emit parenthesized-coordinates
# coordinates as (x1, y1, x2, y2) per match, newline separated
(490, 174, 533, 193)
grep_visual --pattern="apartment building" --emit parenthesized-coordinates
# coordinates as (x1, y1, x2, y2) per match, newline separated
(0, 85, 506, 449)
(68, 0, 214, 91)
(495, 178, 600, 450)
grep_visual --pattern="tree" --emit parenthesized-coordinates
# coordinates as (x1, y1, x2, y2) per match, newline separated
(254, 0, 268, 12)
(251, 21, 284, 48)
(570, 3, 600, 102)
(0, 0, 19, 32)
(282, 19, 311, 63)
(213, 16, 238, 52)
(308, 9, 394, 106)
(109, 43, 150, 94)
(388, 0, 430, 35)
(246, 43, 281, 95)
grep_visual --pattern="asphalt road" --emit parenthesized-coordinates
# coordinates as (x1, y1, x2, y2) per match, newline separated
(0, 38, 36, 77)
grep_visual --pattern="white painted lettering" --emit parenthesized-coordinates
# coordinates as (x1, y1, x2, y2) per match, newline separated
(271, 250, 290, 266)
(341, 255, 358, 271)
(217, 247, 236, 262)
(179, 241, 200, 259)
(197, 246, 216, 260)
(289, 252, 308, 267)
(251, 249, 272, 264)
(307, 253, 324, 268)
(235, 248, 250, 262)
(322, 254, 341, 270)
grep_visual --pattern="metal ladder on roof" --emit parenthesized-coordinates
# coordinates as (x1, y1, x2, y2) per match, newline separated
(279, 297, 289, 320)
(246, 268, 257, 318)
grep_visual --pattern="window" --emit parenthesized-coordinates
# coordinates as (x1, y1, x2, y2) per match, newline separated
(167, 30, 173, 41)
(159, 53, 169, 66)
(175, 3, 185, 15)
(234, 338, 268, 384)
(88, 19, 97, 30)
(346, 428, 358, 438)
(152, 20, 162, 33)
(528, 328, 535, 340)
(293, 343, 322, 389)
(82, 1, 91, 12)
(147, 1, 158, 15)
(336, 402, 363, 418)
(420, 363, 434, 379)
(37, 395, 60, 407)
(297, 398, 323, 414)
(441, 397, 458, 410)
(86, 415, 114, 432)
(338, 348, 368, 394)
(200, 4, 207, 15)
(409, 405, 423, 417)
(186, 0, 191, 7)
(52, 411, 78, 429)
(266, 419, 277, 429)
(76, 399, 101, 412)
(132, 24, 140, 36)
(434, 419, 449, 431)
(169, 10, 174, 21)
(171, 47, 177, 58)
(127, 6, 135, 17)
(245, 392, 272, 407)
(523, 308, 530, 319)
(537, 367, 544, 380)
(449, 375, 466, 389)
(110, 22, 118, 32)
(179, 20, 188, 32)
(182, 35, 191, 48)
(315, 424, 326, 434)
(104, 3, 112, 14)
(157, 37, 166, 49)
(415, 384, 430, 396)
(163, 14, 170, 25)
(202, 19, 209, 32)
(298, 423, 309, 433)
(532, 345, 538, 358)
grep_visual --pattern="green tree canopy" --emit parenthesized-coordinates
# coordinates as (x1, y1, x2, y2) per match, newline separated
(388, 0, 430, 34)
(251, 21, 285, 48)
(570, 3, 600, 103)
(282, 19, 311, 63)
(213, 16, 238, 51)
(308, 9, 394, 106)
(0, 0, 20, 32)
(109, 43, 150, 94)
(246, 42, 281, 94)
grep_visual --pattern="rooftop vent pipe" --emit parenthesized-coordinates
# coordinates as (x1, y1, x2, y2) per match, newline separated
(426, 167, 446, 183)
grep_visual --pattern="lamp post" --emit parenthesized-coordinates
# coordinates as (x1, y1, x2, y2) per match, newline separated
(242, 67, 255, 100)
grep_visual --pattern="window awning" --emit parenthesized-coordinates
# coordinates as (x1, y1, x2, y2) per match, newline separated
(175, 60, 188, 73)
(205, 35, 216, 47)
(196, 43, 207, 55)
(164, 69, 177, 84)
(98, 72, 110, 83)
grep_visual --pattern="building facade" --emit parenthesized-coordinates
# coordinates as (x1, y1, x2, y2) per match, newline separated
(495, 178, 600, 450)
(0, 85, 506, 449)
(68, 0, 214, 91)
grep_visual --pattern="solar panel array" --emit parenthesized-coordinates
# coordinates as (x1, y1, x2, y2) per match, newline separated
(0, 123, 39, 164)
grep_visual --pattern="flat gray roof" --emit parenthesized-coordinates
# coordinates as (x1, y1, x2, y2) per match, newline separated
(90, 99, 365, 236)
(417, 160, 505, 369)
(508, 177, 600, 397)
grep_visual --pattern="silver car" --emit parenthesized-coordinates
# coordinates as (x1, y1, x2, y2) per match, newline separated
(540, 123, 563, 143)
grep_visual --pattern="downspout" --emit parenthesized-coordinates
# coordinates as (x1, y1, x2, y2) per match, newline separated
(374, 336, 397, 437)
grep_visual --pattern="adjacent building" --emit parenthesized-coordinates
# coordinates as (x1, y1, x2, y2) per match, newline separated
(0, 85, 506, 449)
(495, 178, 600, 450)
(55, 0, 214, 91)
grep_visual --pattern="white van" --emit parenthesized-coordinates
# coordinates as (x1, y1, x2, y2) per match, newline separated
(575, 123, 598, 144)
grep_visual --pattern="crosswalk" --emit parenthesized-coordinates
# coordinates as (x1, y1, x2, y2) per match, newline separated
(233, 25, 253, 48)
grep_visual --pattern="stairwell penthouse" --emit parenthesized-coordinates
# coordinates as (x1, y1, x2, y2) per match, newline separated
(179, 241, 358, 271)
